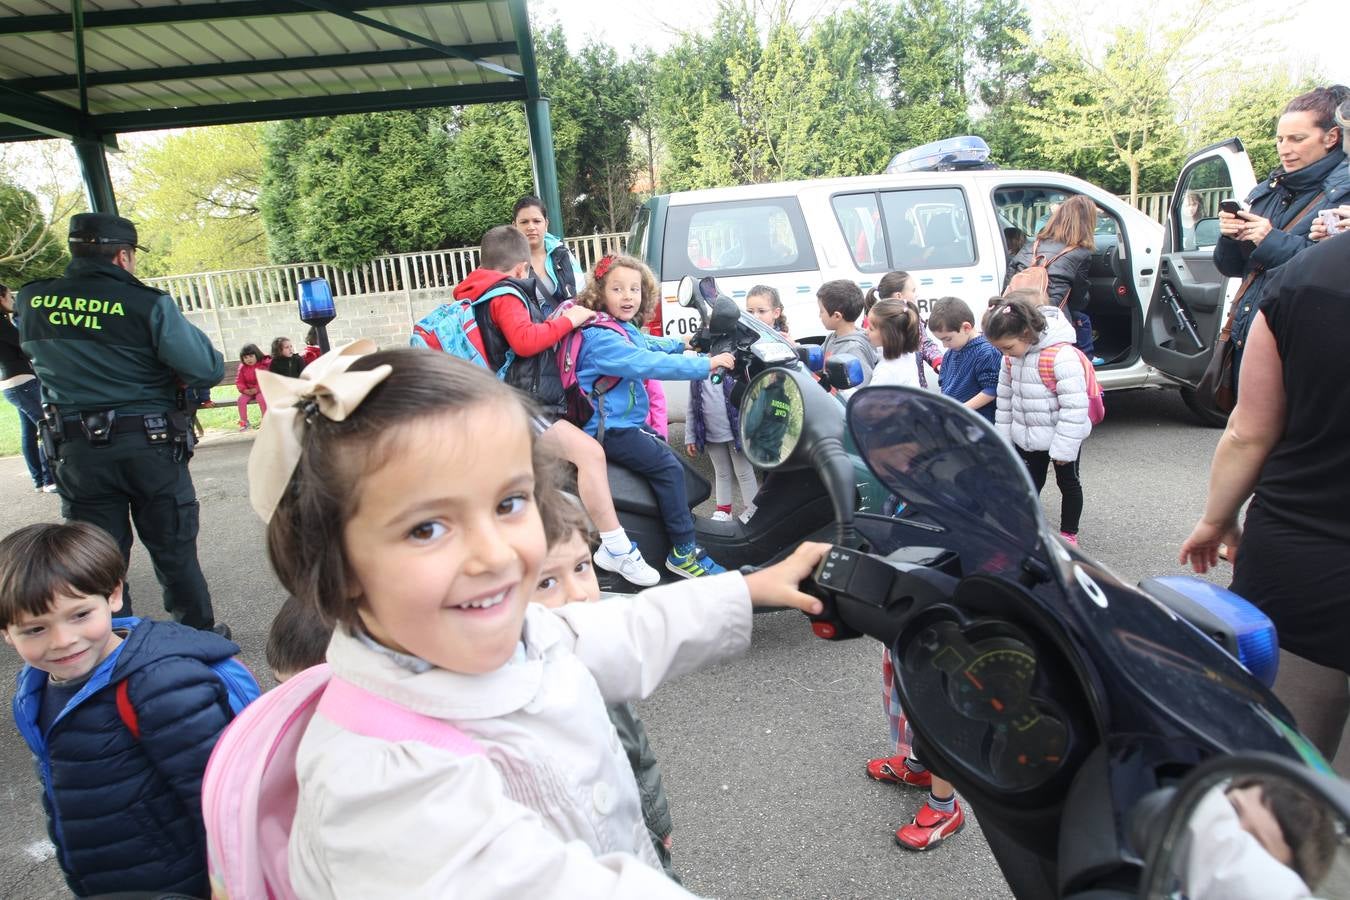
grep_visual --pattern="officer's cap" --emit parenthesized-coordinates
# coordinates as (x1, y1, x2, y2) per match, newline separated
(68, 212, 143, 250)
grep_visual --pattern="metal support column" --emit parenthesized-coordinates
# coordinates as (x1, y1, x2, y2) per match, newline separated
(524, 98, 562, 232)
(72, 136, 117, 214)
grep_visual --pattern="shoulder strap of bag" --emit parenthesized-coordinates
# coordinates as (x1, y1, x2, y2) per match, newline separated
(1216, 190, 1327, 341)
(116, 679, 141, 739)
(316, 676, 483, 756)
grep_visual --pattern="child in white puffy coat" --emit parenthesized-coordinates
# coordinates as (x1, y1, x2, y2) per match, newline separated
(984, 293, 1092, 543)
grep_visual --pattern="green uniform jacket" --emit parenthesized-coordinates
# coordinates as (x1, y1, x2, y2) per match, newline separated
(17, 258, 224, 414)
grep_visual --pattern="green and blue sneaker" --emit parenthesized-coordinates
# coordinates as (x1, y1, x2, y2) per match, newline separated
(665, 544, 726, 579)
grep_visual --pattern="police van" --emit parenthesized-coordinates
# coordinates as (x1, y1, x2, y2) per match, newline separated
(628, 136, 1257, 426)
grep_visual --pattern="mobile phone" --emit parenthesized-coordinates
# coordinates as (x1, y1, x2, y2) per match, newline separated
(1320, 209, 1348, 235)
(1218, 199, 1248, 216)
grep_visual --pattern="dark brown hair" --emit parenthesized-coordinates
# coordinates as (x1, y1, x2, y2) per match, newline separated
(576, 254, 659, 328)
(69, 242, 127, 262)
(746, 285, 788, 332)
(0, 522, 125, 630)
(864, 271, 914, 314)
(264, 348, 549, 629)
(538, 486, 594, 549)
(1283, 85, 1350, 135)
(928, 296, 978, 334)
(1229, 776, 1338, 886)
(1037, 194, 1097, 251)
(868, 298, 923, 359)
(240, 343, 263, 363)
(480, 224, 531, 272)
(265, 595, 333, 679)
(512, 195, 547, 221)
(982, 296, 1046, 344)
(817, 279, 864, 323)
(270, 336, 293, 358)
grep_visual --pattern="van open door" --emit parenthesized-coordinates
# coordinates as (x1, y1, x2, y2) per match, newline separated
(1140, 139, 1256, 425)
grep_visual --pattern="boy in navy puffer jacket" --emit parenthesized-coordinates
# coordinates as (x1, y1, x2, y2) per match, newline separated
(0, 521, 259, 897)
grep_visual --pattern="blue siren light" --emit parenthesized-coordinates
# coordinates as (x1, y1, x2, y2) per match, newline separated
(885, 136, 994, 174)
(297, 277, 337, 326)
(1148, 575, 1279, 687)
(800, 345, 825, 371)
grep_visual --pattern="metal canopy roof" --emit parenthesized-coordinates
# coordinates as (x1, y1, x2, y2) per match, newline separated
(0, 0, 540, 144)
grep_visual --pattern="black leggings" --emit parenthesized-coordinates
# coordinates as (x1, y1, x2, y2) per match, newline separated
(1017, 448, 1083, 535)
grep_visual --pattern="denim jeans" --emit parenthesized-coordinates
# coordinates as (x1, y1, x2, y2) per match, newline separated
(1072, 311, 1095, 357)
(3, 379, 51, 487)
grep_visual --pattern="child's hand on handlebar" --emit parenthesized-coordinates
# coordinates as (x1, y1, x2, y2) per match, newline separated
(564, 305, 597, 328)
(709, 352, 736, 371)
(743, 542, 829, 615)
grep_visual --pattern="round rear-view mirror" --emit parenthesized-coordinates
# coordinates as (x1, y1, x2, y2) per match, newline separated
(676, 276, 696, 308)
(740, 370, 804, 469)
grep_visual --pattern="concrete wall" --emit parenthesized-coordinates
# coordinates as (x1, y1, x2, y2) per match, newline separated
(182, 287, 454, 362)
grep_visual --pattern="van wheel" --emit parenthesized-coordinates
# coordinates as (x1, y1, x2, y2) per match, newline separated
(1181, 388, 1229, 428)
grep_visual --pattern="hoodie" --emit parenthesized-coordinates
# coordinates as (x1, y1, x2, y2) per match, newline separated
(453, 267, 572, 409)
(995, 306, 1091, 460)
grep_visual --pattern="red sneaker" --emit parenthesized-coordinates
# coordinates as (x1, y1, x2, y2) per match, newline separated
(895, 800, 965, 850)
(865, 755, 932, 788)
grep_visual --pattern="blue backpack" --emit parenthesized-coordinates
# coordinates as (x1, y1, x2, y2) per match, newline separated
(410, 284, 524, 378)
(115, 656, 260, 739)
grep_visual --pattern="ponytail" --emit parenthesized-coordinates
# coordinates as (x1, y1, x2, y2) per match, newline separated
(870, 298, 923, 360)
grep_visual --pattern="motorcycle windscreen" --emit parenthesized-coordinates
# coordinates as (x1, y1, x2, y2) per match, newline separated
(847, 386, 1050, 577)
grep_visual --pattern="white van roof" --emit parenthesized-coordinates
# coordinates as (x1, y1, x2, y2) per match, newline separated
(659, 169, 1112, 206)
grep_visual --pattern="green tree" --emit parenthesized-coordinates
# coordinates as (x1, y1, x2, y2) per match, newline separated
(121, 123, 267, 277)
(0, 179, 66, 285)
(441, 104, 535, 245)
(259, 119, 317, 264)
(1194, 71, 1319, 181)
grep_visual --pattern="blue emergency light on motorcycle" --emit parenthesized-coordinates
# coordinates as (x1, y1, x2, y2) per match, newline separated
(1143, 576, 1279, 686)
(799, 345, 825, 371)
(885, 135, 994, 174)
(297, 277, 336, 354)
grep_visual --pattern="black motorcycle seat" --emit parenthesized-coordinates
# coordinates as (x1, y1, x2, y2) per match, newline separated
(607, 457, 712, 516)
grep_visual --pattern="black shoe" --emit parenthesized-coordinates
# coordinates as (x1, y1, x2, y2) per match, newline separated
(209, 622, 233, 640)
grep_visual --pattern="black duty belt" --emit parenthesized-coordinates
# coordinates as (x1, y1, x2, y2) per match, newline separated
(62, 413, 166, 434)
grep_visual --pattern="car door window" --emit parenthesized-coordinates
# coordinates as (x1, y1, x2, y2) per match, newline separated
(1173, 158, 1232, 251)
(662, 199, 817, 281)
(831, 193, 888, 273)
(880, 188, 975, 269)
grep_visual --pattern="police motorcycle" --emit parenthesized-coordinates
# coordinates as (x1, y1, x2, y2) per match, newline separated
(731, 371, 1344, 898)
(599, 275, 865, 592)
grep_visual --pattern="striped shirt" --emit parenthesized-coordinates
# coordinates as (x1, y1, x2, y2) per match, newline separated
(937, 335, 1002, 422)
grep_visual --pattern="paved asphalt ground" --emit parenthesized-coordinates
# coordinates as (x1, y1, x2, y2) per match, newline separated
(0, 386, 1229, 899)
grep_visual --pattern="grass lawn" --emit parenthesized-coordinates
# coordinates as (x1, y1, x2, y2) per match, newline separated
(0, 384, 257, 458)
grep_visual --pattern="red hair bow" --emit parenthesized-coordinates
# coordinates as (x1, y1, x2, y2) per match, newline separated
(593, 254, 615, 280)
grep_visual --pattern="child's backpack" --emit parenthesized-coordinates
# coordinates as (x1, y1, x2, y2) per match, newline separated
(1004, 239, 1075, 304)
(555, 308, 632, 434)
(410, 283, 525, 378)
(114, 656, 260, 740)
(202, 664, 482, 900)
(1005, 343, 1106, 425)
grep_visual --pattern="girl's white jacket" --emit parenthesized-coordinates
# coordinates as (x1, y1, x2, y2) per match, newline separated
(995, 307, 1092, 461)
(288, 575, 753, 899)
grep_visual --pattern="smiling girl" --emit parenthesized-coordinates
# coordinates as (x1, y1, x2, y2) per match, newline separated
(248, 342, 824, 896)
(575, 255, 735, 578)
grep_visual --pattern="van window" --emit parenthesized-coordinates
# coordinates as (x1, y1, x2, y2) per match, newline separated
(662, 198, 817, 281)
(628, 205, 650, 261)
(880, 188, 975, 269)
(831, 193, 888, 273)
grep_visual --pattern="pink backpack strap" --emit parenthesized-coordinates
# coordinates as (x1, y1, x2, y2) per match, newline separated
(317, 677, 484, 756)
(1037, 344, 1069, 393)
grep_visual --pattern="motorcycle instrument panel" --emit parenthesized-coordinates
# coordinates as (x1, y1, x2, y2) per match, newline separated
(900, 618, 1074, 793)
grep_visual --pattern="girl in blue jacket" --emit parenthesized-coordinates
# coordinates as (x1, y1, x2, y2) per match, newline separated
(575, 255, 735, 578)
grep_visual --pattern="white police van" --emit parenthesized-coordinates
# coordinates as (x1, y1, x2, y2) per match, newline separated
(628, 136, 1257, 426)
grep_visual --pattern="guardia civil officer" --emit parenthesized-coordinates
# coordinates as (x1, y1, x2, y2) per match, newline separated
(17, 213, 228, 635)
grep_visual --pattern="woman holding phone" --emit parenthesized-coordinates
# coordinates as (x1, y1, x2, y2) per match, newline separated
(1215, 85, 1350, 396)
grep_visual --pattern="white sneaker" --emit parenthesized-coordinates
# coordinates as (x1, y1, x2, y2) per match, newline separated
(739, 504, 758, 524)
(593, 543, 661, 587)
(710, 510, 733, 522)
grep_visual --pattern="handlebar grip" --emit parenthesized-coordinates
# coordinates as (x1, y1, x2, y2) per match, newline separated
(710, 366, 728, 385)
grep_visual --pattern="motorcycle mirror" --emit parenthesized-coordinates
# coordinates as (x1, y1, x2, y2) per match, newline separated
(1139, 753, 1350, 900)
(710, 296, 741, 334)
(676, 276, 697, 308)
